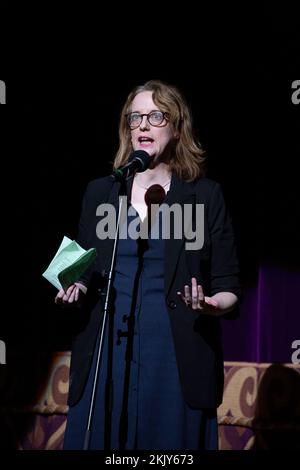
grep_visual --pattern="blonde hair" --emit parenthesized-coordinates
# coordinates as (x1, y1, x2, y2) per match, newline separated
(113, 80, 205, 181)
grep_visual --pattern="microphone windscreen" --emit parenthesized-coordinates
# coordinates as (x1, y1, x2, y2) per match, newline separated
(144, 184, 166, 206)
(129, 150, 151, 171)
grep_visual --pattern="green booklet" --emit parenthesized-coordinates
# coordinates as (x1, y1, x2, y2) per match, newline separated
(42, 236, 97, 291)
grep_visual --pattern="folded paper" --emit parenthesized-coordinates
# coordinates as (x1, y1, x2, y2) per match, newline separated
(42, 236, 97, 291)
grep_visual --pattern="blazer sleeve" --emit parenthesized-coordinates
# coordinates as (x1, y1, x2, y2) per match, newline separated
(208, 182, 241, 298)
(75, 181, 99, 287)
(76, 182, 93, 250)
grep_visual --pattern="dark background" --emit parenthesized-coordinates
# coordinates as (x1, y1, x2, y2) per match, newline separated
(0, 3, 299, 356)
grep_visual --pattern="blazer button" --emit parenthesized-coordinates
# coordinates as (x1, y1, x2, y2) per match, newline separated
(168, 300, 177, 309)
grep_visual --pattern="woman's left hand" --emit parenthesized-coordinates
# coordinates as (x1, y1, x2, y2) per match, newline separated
(177, 277, 219, 314)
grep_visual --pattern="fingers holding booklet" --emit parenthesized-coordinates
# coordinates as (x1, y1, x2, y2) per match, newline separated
(55, 282, 87, 307)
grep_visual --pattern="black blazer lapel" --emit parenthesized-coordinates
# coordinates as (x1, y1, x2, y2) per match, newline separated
(164, 174, 197, 296)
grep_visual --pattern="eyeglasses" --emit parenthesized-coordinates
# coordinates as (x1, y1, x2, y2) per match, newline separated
(125, 111, 169, 129)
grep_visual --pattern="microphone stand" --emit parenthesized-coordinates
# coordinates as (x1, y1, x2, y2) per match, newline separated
(83, 177, 127, 450)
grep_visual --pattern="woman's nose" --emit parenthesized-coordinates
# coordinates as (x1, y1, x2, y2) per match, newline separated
(139, 115, 150, 130)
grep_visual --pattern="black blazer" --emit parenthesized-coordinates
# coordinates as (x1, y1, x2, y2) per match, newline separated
(68, 173, 240, 409)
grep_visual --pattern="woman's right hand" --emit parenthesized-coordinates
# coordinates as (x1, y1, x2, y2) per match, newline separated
(55, 282, 87, 307)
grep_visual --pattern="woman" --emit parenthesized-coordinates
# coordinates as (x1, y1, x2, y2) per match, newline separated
(56, 80, 240, 450)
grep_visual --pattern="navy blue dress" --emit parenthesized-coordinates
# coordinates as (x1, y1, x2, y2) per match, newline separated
(64, 209, 218, 450)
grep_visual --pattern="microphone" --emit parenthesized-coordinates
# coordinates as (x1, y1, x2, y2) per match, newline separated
(112, 150, 151, 181)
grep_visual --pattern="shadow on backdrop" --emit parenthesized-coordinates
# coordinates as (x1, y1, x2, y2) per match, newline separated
(251, 363, 300, 450)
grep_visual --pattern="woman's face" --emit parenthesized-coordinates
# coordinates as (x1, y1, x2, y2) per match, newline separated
(129, 91, 177, 162)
